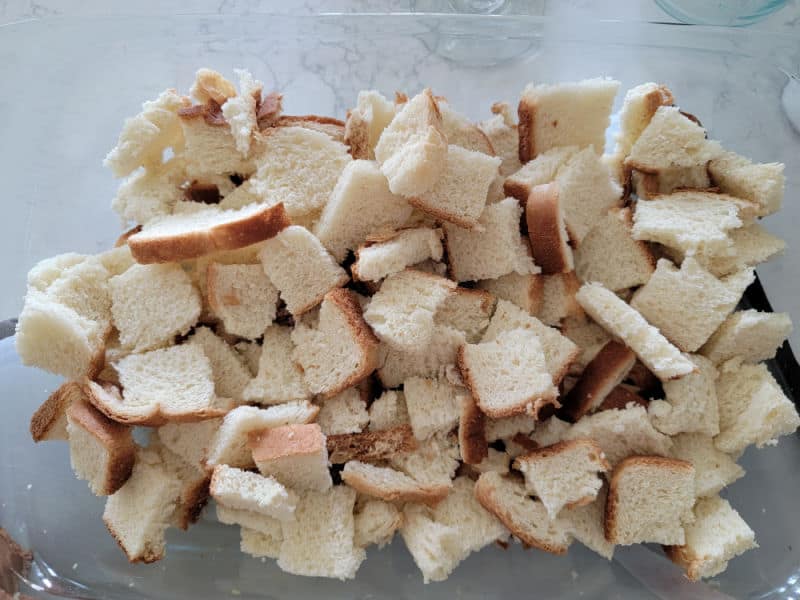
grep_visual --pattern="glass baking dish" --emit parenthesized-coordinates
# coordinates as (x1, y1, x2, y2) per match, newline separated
(1, 13, 799, 599)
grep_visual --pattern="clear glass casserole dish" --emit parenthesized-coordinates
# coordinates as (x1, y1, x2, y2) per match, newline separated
(1, 13, 799, 599)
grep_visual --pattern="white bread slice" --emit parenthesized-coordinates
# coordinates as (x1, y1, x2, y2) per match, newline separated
(631, 258, 753, 352)
(363, 270, 455, 351)
(30, 382, 83, 442)
(708, 149, 784, 216)
(277, 486, 365, 580)
(292, 288, 380, 398)
(344, 90, 397, 160)
(459, 393, 487, 465)
(664, 495, 757, 580)
(206, 263, 278, 339)
(611, 83, 675, 171)
(561, 317, 613, 374)
(715, 358, 800, 454)
(478, 102, 522, 177)
(258, 225, 349, 316)
(625, 106, 722, 173)
(377, 324, 465, 388)
(460, 328, 557, 419)
(354, 499, 403, 548)
(249, 423, 332, 492)
(210, 464, 297, 521)
(327, 425, 417, 464)
(389, 431, 460, 488)
(315, 160, 413, 262)
(66, 397, 136, 496)
(400, 503, 461, 583)
(188, 327, 251, 402)
(485, 414, 537, 442)
(444, 197, 537, 282)
(204, 402, 319, 469)
(649, 355, 720, 436)
(127, 203, 289, 264)
(240, 525, 283, 560)
(220, 69, 261, 155)
(434, 286, 494, 343)
(574, 207, 655, 291)
(102, 448, 183, 563)
(374, 89, 448, 196)
(669, 433, 744, 498)
(474, 471, 571, 554)
(316, 387, 369, 435)
(690, 223, 786, 278)
(410, 144, 501, 228)
(109, 263, 201, 353)
(525, 182, 574, 274)
(518, 78, 619, 162)
(105, 89, 190, 177)
(515, 439, 610, 519)
(242, 325, 310, 404)
(503, 145, 579, 202)
(368, 390, 409, 431)
(482, 299, 579, 386)
(537, 272, 584, 327)
(700, 310, 792, 365)
(247, 126, 351, 220)
(558, 486, 614, 559)
(438, 101, 494, 155)
(476, 272, 543, 315)
(352, 227, 442, 282)
(342, 461, 449, 506)
(157, 418, 222, 471)
(575, 282, 695, 380)
(605, 455, 695, 545)
(403, 377, 460, 441)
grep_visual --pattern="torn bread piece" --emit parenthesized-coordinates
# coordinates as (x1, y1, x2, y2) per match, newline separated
(30, 381, 84, 442)
(664, 495, 756, 581)
(210, 464, 297, 521)
(328, 425, 417, 464)
(669, 433, 744, 498)
(477, 271, 543, 316)
(649, 355, 720, 436)
(258, 225, 349, 316)
(316, 387, 369, 435)
(220, 69, 262, 155)
(157, 418, 222, 471)
(525, 182, 574, 274)
(275, 114, 344, 141)
(111, 162, 184, 227)
(344, 90, 397, 160)
(206, 263, 278, 339)
(66, 396, 136, 496)
(575, 282, 695, 380)
(217, 504, 283, 538)
(503, 146, 579, 202)
(537, 272, 583, 327)
(127, 203, 289, 264)
(518, 78, 619, 162)
(558, 486, 614, 560)
(374, 88, 448, 196)
(377, 324, 466, 388)
(368, 390, 410, 431)
(682, 223, 786, 278)
(292, 288, 380, 398)
(437, 101, 494, 155)
(630, 164, 711, 200)
(561, 317, 613, 374)
(434, 286, 494, 343)
(459, 393, 488, 465)
(478, 101, 522, 177)
(485, 414, 537, 443)
(188, 327, 251, 403)
(239, 524, 283, 560)
(597, 385, 648, 412)
(605, 455, 696, 546)
(708, 149, 784, 216)
(243, 325, 310, 405)
(154, 442, 211, 531)
(403, 377, 460, 441)
(354, 499, 403, 548)
(700, 310, 792, 365)
(190, 68, 236, 105)
(390, 432, 460, 488)
(342, 461, 449, 506)
(249, 423, 332, 492)
(399, 503, 461, 583)
(352, 227, 443, 282)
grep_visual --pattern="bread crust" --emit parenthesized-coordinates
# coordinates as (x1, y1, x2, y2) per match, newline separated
(128, 203, 290, 264)
(503, 178, 532, 204)
(458, 394, 487, 465)
(517, 97, 535, 164)
(526, 182, 574, 274)
(662, 543, 706, 581)
(175, 473, 211, 530)
(249, 423, 326, 462)
(115, 225, 142, 248)
(30, 381, 83, 442)
(597, 385, 648, 412)
(276, 115, 345, 143)
(343, 109, 370, 159)
(327, 425, 417, 464)
(342, 465, 449, 507)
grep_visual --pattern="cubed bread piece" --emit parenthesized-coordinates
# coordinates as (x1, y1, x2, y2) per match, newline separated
(66, 397, 136, 496)
(478, 102, 522, 177)
(157, 418, 222, 471)
(649, 355, 720, 436)
(514, 439, 609, 519)
(154, 442, 212, 531)
(249, 423, 332, 492)
(368, 390, 410, 431)
(558, 486, 614, 559)
(327, 425, 417, 464)
(105, 89, 190, 177)
(374, 89, 448, 196)
(474, 471, 571, 554)
(242, 325, 310, 404)
(43, 256, 112, 327)
(316, 387, 369, 435)
(537, 272, 583, 327)
(342, 461, 449, 506)
(363, 270, 455, 351)
(597, 385, 648, 412)
(631, 258, 753, 353)
(459, 393, 488, 465)
(560, 317, 613, 374)
(352, 227, 442, 282)
(127, 203, 289, 264)
(292, 288, 380, 397)
(344, 90, 397, 160)
(258, 226, 349, 316)
(575, 282, 695, 380)
(234, 340, 261, 375)
(518, 78, 619, 162)
(476, 272, 543, 315)
(444, 198, 537, 282)
(188, 327, 251, 402)
(665, 496, 757, 580)
(217, 504, 283, 540)
(459, 328, 557, 419)
(354, 499, 403, 548)
(220, 69, 261, 155)
(605, 456, 695, 545)
(469, 448, 511, 475)
(315, 160, 414, 262)
(240, 525, 283, 560)
(503, 146, 579, 202)
(403, 377, 460, 441)
(190, 68, 236, 104)
(111, 164, 183, 226)
(611, 83, 675, 171)
(437, 101, 494, 154)
(434, 286, 494, 343)
(205, 402, 319, 469)
(377, 324, 466, 388)
(277, 486, 365, 580)
(400, 504, 461, 583)
(715, 358, 800, 453)
(206, 263, 278, 339)
(708, 149, 784, 216)
(410, 144, 501, 228)
(525, 182, 574, 274)
(670, 433, 744, 498)
(700, 310, 792, 365)
(559, 341, 636, 422)
(30, 381, 83, 442)
(630, 164, 711, 200)
(109, 263, 201, 353)
(390, 432, 460, 488)
(688, 223, 786, 278)
(574, 207, 655, 291)
(485, 414, 537, 442)
(210, 464, 297, 521)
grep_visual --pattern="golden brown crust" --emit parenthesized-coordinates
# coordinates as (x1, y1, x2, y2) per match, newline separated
(663, 544, 705, 581)
(128, 203, 290, 264)
(625, 360, 659, 390)
(103, 517, 164, 564)
(517, 97, 534, 164)
(115, 226, 142, 248)
(559, 341, 637, 422)
(526, 182, 573, 274)
(175, 473, 211, 530)
(30, 382, 84, 442)
(255, 91, 284, 130)
(503, 178, 532, 204)
(276, 115, 345, 143)
(458, 394, 487, 465)
(342, 468, 449, 507)
(327, 425, 417, 464)
(515, 438, 611, 472)
(597, 385, 648, 412)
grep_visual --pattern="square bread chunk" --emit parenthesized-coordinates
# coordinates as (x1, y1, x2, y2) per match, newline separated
(403, 377, 461, 441)
(315, 387, 369, 435)
(341, 461, 449, 506)
(249, 423, 332, 492)
(243, 325, 310, 404)
(476, 271, 543, 315)
(210, 464, 297, 521)
(352, 227, 443, 282)
(700, 310, 792, 365)
(503, 146, 579, 202)
(206, 263, 278, 339)
(669, 433, 744, 498)
(354, 499, 403, 548)
(709, 150, 784, 216)
(344, 90, 397, 160)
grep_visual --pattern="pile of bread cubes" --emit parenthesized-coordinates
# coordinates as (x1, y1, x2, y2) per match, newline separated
(16, 67, 799, 584)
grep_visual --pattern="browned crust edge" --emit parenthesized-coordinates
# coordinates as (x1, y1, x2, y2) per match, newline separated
(327, 425, 417, 464)
(517, 97, 534, 164)
(526, 182, 574, 274)
(514, 438, 610, 473)
(342, 465, 449, 507)
(459, 394, 488, 465)
(597, 385, 648, 412)
(30, 382, 83, 442)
